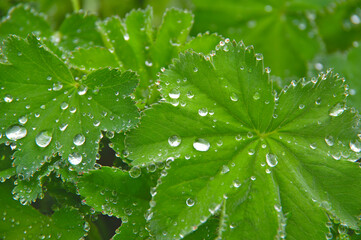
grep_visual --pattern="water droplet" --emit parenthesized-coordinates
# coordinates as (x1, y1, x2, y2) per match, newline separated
(248, 148, 255, 155)
(253, 92, 260, 100)
(315, 98, 321, 105)
(46, 76, 52, 81)
(350, 140, 361, 152)
(129, 166, 141, 178)
(186, 198, 195, 207)
(233, 179, 241, 188)
(198, 108, 208, 117)
(168, 135, 181, 147)
(169, 89, 180, 99)
(351, 14, 361, 25)
(59, 123, 68, 131)
(324, 136, 334, 146)
(3, 95, 13, 103)
(221, 165, 230, 174)
(265, 67, 271, 73)
(6, 125, 27, 140)
(145, 60, 153, 67)
(52, 82, 63, 91)
(68, 152, 82, 165)
(310, 143, 317, 149)
(299, 104, 305, 109)
(193, 138, 210, 152)
(255, 53, 263, 61)
(193, 67, 198, 72)
(329, 103, 345, 117)
(123, 33, 130, 41)
(266, 153, 278, 167)
(35, 131, 52, 148)
(60, 102, 68, 110)
(77, 85, 88, 96)
(247, 132, 254, 138)
(230, 92, 239, 102)
(274, 204, 282, 212)
(69, 107, 77, 113)
(73, 134, 86, 146)
(18, 116, 28, 125)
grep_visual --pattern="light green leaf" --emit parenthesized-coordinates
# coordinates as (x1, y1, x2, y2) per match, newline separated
(57, 10, 104, 52)
(0, 4, 52, 40)
(0, 181, 86, 240)
(126, 40, 361, 239)
(77, 167, 153, 239)
(0, 35, 139, 179)
(97, 7, 193, 101)
(68, 47, 119, 72)
(191, 0, 323, 79)
(181, 32, 223, 55)
(0, 144, 15, 182)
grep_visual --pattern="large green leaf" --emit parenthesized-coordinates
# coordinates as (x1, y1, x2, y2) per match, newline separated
(126, 40, 361, 239)
(0, 181, 86, 239)
(0, 35, 139, 179)
(191, 0, 325, 79)
(77, 167, 153, 239)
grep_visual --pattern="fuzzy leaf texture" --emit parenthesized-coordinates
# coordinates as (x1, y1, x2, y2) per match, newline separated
(0, 35, 139, 179)
(126, 40, 361, 239)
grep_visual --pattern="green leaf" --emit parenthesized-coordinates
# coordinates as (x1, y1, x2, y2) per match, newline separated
(126, 40, 361, 239)
(0, 4, 52, 40)
(57, 10, 104, 52)
(68, 47, 119, 72)
(97, 7, 193, 102)
(0, 181, 86, 240)
(181, 32, 223, 55)
(0, 144, 15, 182)
(0, 35, 139, 179)
(316, 1, 361, 52)
(77, 167, 153, 239)
(310, 43, 361, 111)
(191, 0, 323, 78)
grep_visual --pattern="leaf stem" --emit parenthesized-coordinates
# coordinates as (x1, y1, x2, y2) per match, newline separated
(71, 0, 80, 12)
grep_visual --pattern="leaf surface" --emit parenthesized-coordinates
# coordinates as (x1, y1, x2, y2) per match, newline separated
(0, 181, 86, 240)
(126, 40, 361, 239)
(0, 35, 139, 178)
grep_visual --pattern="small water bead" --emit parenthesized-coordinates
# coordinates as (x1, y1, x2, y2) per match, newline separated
(349, 140, 361, 153)
(46, 76, 52, 81)
(35, 131, 52, 148)
(73, 134, 86, 146)
(18, 116, 28, 125)
(325, 136, 334, 146)
(329, 103, 345, 117)
(265, 67, 271, 73)
(4, 95, 13, 103)
(52, 82, 63, 91)
(186, 198, 195, 207)
(193, 138, 210, 152)
(193, 67, 198, 72)
(60, 102, 68, 110)
(309, 143, 317, 150)
(221, 165, 230, 174)
(129, 166, 141, 178)
(233, 179, 241, 188)
(248, 148, 255, 155)
(253, 92, 260, 100)
(77, 85, 88, 96)
(59, 123, 68, 131)
(147, 163, 157, 173)
(169, 89, 180, 99)
(247, 132, 254, 138)
(299, 104, 305, 109)
(266, 153, 278, 167)
(68, 152, 82, 165)
(6, 125, 27, 140)
(123, 33, 130, 41)
(351, 14, 361, 25)
(315, 98, 321, 105)
(145, 60, 153, 67)
(168, 135, 181, 147)
(230, 92, 239, 102)
(93, 120, 100, 127)
(255, 53, 263, 61)
(69, 107, 77, 113)
(198, 108, 208, 117)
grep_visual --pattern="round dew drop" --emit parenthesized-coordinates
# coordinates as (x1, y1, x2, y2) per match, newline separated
(193, 138, 210, 152)
(186, 198, 195, 207)
(169, 89, 180, 99)
(77, 85, 88, 96)
(168, 135, 181, 147)
(6, 125, 27, 141)
(129, 166, 141, 178)
(349, 140, 361, 153)
(73, 134, 86, 146)
(68, 152, 82, 165)
(266, 153, 278, 167)
(198, 108, 208, 117)
(35, 131, 52, 148)
(3, 95, 13, 103)
(329, 103, 344, 117)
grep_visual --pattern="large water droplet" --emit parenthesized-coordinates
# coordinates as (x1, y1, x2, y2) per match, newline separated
(73, 134, 86, 146)
(186, 198, 195, 207)
(168, 135, 181, 147)
(6, 125, 27, 140)
(193, 138, 210, 152)
(198, 108, 208, 117)
(4, 95, 13, 103)
(129, 166, 141, 178)
(349, 140, 361, 153)
(169, 89, 180, 99)
(266, 153, 278, 167)
(68, 152, 82, 165)
(329, 103, 345, 117)
(35, 130, 52, 148)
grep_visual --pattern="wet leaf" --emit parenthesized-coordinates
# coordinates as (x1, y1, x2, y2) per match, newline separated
(126, 40, 361, 239)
